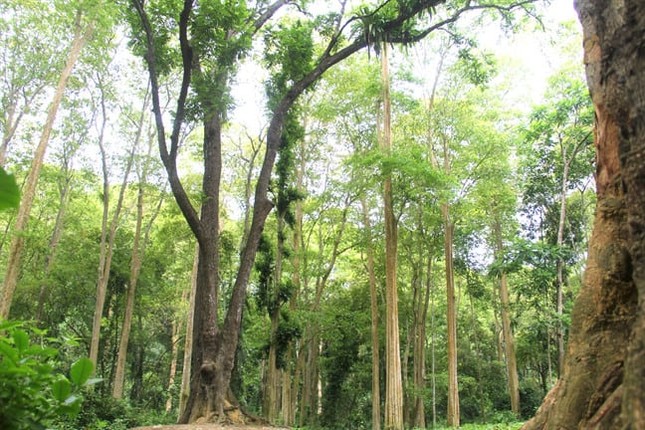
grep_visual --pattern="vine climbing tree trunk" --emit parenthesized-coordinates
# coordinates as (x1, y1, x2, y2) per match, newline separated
(523, 0, 644, 427)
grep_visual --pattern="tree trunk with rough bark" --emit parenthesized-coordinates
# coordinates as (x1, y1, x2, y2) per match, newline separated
(523, 0, 644, 427)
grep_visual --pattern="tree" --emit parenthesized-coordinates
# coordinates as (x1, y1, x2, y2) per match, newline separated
(127, 0, 540, 423)
(380, 42, 404, 430)
(316, 56, 382, 429)
(0, 1, 60, 167)
(0, 2, 104, 319)
(523, 0, 645, 427)
(520, 74, 594, 377)
(89, 75, 137, 368)
(112, 127, 164, 399)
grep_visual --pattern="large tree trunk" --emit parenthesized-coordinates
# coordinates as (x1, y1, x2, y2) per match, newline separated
(0, 10, 93, 319)
(178, 111, 223, 424)
(523, 0, 644, 427)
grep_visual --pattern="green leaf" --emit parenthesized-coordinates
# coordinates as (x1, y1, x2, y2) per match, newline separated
(0, 167, 20, 210)
(70, 357, 93, 385)
(60, 394, 82, 417)
(0, 341, 19, 364)
(13, 329, 30, 354)
(51, 377, 72, 402)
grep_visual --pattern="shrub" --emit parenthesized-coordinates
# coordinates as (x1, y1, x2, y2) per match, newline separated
(0, 319, 98, 429)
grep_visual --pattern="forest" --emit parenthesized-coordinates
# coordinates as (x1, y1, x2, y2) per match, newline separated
(1, 0, 644, 429)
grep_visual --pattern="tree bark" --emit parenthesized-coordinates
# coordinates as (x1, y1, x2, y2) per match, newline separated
(523, 0, 644, 427)
(0, 10, 93, 319)
(443, 206, 459, 427)
(381, 43, 404, 430)
(493, 218, 520, 416)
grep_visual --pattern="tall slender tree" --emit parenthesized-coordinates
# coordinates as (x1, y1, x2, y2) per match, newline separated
(380, 42, 403, 430)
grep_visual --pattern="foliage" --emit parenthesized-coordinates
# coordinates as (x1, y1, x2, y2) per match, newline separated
(0, 320, 98, 429)
(0, 166, 19, 210)
(0, 0, 593, 428)
(53, 391, 177, 430)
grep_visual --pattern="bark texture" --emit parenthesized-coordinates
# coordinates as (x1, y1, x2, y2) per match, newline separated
(523, 0, 644, 427)
(381, 43, 404, 430)
(493, 220, 520, 416)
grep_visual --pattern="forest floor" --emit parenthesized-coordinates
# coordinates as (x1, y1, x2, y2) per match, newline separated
(130, 426, 290, 430)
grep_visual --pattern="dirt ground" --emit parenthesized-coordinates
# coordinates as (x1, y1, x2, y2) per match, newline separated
(130, 426, 290, 430)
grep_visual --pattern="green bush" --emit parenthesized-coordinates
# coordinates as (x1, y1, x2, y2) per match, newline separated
(0, 319, 98, 429)
(55, 392, 178, 430)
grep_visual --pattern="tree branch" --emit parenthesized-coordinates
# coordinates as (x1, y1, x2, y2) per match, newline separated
(131, 0, 202, 240)
(253, 0, 290, 33)
(388, 0, 539, 44)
